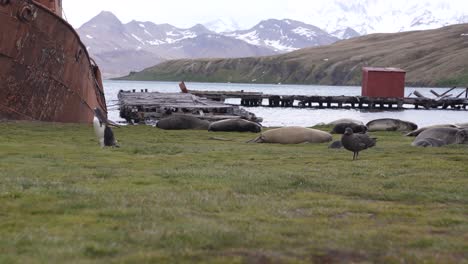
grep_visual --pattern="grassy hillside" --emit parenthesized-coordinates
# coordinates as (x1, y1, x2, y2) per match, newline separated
(0, 121, 467, 263)
(118, 24, 468, 87)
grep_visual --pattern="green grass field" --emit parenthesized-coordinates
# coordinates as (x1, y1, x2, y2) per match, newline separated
(0, 122, 467, 263)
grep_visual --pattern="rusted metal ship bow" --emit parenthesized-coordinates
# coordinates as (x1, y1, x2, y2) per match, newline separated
(0, 0, 107, 123)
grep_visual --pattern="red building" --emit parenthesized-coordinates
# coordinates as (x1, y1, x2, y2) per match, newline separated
(362, 67, 406, 98)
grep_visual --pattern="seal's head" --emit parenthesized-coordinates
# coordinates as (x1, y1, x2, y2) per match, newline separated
(344, 127, 354, 136)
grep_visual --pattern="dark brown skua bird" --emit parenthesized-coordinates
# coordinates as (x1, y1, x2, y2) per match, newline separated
(341, 127, 377, 160)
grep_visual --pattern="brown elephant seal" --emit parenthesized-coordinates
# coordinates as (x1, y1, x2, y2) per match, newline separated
(366, 118, 417, 132)
(156, 115, 210, 130)
(208, 118, 261, 133)
(327, 118, 364, 126)
(411, 127, 468, 147)
(249, 126, 332, 144)
(331, 123, 367, 134)
(405, 124, 458, 137)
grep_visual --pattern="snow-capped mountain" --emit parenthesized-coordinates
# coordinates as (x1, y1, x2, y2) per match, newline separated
(78, 11, 276, 77)
(78, 11, 214, 55)
(78, 12, 340, 77)
(224, 19, 339, 52)
(203, 18, 242, 33)
(302, 0, 468, 35)
(77, 2, 468, 78)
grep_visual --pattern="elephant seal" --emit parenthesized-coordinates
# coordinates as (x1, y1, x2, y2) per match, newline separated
(456, 123, 468, 128)
(412, 138, 446, 147)
(411, 127, 468, 147)
(331, 123, 367, 134)
(366, 118, 418, 132)
(156, 115, 210, 130)
(327, 118, 364, 126)
(328, 140, 343, 149)
(249, 126, 332, 144)
(405, 124, 458, 137)
(208, 118, 261, 133)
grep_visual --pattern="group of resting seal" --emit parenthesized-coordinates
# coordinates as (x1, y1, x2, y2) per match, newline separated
(156, 115, 261, 132)
(155, 116, 468, 157)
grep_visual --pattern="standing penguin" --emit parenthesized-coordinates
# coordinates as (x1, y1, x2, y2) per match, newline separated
(93, 108, 119, 147)
(341, 127, 376, 160)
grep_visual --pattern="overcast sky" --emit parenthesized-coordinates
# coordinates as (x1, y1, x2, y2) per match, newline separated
(63, 0, 468, 29)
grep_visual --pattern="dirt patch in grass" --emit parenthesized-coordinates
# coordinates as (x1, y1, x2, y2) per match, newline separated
(310, 249, 368, 264)
(220, 250, 291, 264)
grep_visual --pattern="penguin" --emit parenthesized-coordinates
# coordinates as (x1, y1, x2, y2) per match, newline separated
(93, 108, 119, 147)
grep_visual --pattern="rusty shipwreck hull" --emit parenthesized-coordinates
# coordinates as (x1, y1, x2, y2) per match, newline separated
(0, 0, 107, 123)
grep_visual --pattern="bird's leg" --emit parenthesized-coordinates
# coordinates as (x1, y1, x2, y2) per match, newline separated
(353, 152, 356, 160)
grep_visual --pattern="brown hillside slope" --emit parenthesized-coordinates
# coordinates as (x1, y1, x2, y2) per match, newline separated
(119, 24, 468, 86)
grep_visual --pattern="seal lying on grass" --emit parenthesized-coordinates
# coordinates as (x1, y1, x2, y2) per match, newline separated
(327, 118, 364, 126)
(411, 127, 468, 147)
(331, 123, 367, 134)
(208, 118, 261, 133)
(328, 140, 343, 149)
(248, 126, 332, 144)
(405, 124, 458, 137)
(156, 115, 210, 130)
(366, 118, 417, 132)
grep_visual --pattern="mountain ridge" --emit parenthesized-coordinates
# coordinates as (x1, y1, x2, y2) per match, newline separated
(117, 23, 468, 87)
(77, 11, 341, 78)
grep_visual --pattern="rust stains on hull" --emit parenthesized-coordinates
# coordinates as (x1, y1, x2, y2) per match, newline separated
(0, 0, 107, 123)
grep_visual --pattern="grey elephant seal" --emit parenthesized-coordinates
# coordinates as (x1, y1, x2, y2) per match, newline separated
(328, 140, 343, 149)
(327, 119, 364, 126)
(406, 124, 458, 137)
(331, 123, 367, 134)
(412, 138, 446, 147)
(412, 127, 468, 147)
(208, 118, 261, 133)
(341, 127, 377, 160)
(249, 126, 332, 144)
(156, 115, 210, 130)
(366, 118, 417, 132)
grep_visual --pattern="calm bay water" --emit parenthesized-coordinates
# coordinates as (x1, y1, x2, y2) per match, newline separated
(104, 80, 468, 127)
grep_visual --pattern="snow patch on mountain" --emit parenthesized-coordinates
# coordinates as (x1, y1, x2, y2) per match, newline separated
(225, 19, 339, 52)
(229, 30, 261, 46)
(292, 27, 318, 38)
(203, 18, 242, 33)
(131, 34, 145, 45)
(264, 40, 295, 52)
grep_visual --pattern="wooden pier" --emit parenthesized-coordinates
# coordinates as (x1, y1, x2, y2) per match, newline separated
(186, 90, 468, 110)
(118, 90, 261, 124)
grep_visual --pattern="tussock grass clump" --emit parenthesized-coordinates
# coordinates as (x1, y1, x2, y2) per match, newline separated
(0, 122, 467, 263)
